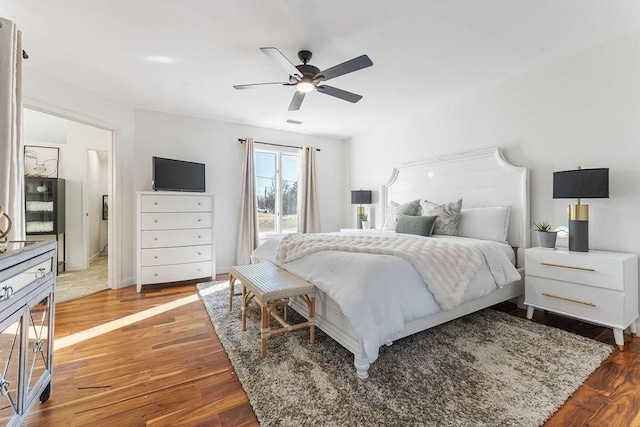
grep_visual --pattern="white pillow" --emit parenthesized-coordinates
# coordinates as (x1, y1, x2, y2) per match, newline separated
(457, 206, 511, 243)
(383, 200, 420, 231)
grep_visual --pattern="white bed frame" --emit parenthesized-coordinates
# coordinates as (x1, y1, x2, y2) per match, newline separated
(290, 147, 529, 379)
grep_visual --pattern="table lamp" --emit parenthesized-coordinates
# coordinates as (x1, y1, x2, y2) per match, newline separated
(351, 190, 372, 229)
(553, 167, 609, 252)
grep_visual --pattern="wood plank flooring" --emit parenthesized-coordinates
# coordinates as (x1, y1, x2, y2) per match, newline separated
(24, 282, 640, 426)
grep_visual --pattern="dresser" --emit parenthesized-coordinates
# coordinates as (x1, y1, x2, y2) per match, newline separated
(524, 247, 639, 350)
(136, 192, 215, 292)
(0, 240, 56, 425)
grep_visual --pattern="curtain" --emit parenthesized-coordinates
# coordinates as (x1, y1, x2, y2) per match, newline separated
(236, 137, 259, 264)
(298, 146, 320, 233)
(0, 18, 25, 241)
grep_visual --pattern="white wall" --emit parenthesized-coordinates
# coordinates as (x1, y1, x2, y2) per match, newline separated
(134, 109, 348, 273)
(99, 155, 108, 252)
(23, 66, 136, 286)
(349, 30, 640, 256)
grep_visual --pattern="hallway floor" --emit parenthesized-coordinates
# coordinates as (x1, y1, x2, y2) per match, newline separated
(56, 255, 109, 303)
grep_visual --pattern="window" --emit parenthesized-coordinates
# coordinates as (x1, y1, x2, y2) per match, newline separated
(255, 150, 299, 234)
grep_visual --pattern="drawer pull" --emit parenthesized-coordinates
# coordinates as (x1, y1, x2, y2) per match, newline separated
(154, 219, 158, 223)
(154, 273, 158, 277)
(542, 292, 596, 307)
(35, 267, 46, 279)
(198, 219, 201, 222)
(540, 262, 595, 272)
(197, 252, 202, 256)
(154, 256, 158, 259)
(154, 202, 158, 205)
(198, 202, 201, 205)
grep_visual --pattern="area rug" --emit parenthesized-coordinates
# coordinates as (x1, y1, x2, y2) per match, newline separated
(197, 281, 613, 427)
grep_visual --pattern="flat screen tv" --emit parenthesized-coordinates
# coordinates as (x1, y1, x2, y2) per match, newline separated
(152, 156, 206, 192)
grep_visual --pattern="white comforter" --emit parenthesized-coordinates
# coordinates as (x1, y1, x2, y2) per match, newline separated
(251, 231, 521, 363)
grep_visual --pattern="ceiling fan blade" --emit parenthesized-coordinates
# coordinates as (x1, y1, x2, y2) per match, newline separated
(288, 92, 306, 111)
(233, 82, 291, 90)
(260, 47, 302, 81)
(314, 55, 373, 82)
(316, 85, 363, 103)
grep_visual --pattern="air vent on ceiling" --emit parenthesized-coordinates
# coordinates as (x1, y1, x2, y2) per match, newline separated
(286, 119, 303, 125)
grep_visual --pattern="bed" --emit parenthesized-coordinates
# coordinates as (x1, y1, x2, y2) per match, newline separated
(251, 147, 529, 379)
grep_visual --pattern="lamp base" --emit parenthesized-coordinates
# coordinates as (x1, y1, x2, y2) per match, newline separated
(568, 219, 588, 252)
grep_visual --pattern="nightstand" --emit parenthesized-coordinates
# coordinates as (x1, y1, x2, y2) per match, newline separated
(524, 247, 639, 351)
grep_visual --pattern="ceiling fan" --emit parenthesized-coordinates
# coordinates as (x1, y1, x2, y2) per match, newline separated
(234, 47, 373, 111)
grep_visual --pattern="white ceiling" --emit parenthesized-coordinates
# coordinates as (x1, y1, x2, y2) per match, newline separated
(3, 0, 640, 139)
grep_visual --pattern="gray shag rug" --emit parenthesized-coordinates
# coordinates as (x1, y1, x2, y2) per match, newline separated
(197, 281, 612, 427)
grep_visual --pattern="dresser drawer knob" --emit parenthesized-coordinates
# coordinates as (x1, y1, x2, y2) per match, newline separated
(154, 219, 158, 223)
(154, 273, 158, 277)
(154, 256, 158, 259)
(154, 237, 158, 241)
(154, 202, 158, 205)
(198, 202, 201, 205)
(198, 235, 201, 239)
(198, 219, 201, 222)
(540, 262, 595, 272)
(197, 252, 201, 256)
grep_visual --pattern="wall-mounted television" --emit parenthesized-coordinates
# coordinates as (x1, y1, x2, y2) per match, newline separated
(152, 156, 206, 192)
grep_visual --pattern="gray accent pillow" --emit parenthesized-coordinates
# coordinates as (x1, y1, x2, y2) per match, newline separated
(396, 215, 437, 237)
(383, 200, 420, 231)
(420, 199, 463, 236)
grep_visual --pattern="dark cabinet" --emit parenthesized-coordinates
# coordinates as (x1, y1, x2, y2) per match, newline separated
(24, 178, 65, 273)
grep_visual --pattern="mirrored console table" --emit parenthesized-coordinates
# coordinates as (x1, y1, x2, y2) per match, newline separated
(0, 240, 56, 426)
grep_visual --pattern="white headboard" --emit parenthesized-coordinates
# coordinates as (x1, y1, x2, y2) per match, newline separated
(381, 147, 530, 253)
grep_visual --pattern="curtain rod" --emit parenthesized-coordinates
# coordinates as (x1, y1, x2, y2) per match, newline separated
(238, 138, 320, 152)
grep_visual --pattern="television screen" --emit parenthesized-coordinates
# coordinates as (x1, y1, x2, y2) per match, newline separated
(152, 157, 206, 192)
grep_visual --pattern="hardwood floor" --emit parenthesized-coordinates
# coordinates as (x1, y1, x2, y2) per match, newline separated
(24, 282, 640, 426)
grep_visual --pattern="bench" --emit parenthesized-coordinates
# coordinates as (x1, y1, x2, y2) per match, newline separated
(229, 263, 316, 358)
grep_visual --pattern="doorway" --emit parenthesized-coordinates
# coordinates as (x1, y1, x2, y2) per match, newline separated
(23, 107, 115, 302)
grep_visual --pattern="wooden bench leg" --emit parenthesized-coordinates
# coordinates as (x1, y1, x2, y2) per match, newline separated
(309, 294, 315, 345)
(241, 286, 248, 331)
(260, 304, 269, 359)
(228, 274, 235, 313)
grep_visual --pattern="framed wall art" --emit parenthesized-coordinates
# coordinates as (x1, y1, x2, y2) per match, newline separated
(102, 195, 108, 220)
(24, 145, 60, 178)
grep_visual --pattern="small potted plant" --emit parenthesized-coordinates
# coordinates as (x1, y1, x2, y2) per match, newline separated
(360, 213, 370, 229)
(533, 220, 557, 249)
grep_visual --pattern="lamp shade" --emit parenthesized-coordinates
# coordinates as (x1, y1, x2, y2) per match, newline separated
(553, 168, 609, 199)
(351, 190, 372, 205)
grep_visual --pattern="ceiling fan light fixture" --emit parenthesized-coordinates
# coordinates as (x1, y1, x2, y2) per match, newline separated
(296, 80, 315, 93)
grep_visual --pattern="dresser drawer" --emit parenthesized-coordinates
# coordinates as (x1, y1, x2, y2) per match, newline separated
(140, 212, 212, 230)
(140, 194, 211, 213)
(526, 250, 627, 291)
(0, 258, 53, 310)
(141, 261, 212, 284)
(525, 276, 624, 327)
(140, 245, 212, 267)
(140, 229, 211, 248)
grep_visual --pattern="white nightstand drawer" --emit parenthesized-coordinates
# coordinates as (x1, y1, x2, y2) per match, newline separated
(141, 261, 212, 284)
(140, 245, 212, 267)
(526, 249, 628, 291)
(140, 194, 211, 213)
(141, 229, 212, 248)
(525, 276, 624, 327)
(140, 212, 212, 230)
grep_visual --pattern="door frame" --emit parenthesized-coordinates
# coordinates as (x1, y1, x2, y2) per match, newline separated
(23, 103, 118, 290)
